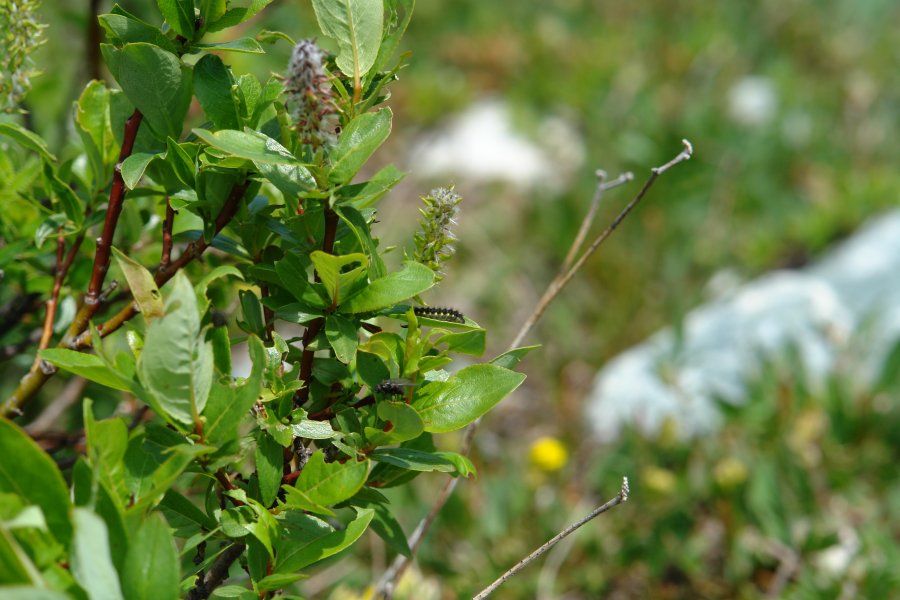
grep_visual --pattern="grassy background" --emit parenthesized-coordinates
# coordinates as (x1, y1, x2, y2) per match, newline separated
(11, 0, 900, 597)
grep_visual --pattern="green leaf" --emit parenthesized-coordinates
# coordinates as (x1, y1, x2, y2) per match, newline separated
(372, 0, 414, 73)
(194, 129, 298, 165)
(97, 13, 178, 52)
(256, 161, 316, 200)
(274, 508, 374, 573)
(255, 433, 283, 507)
(193, 54, 240, 130)
(335, 206, 387, 279)
(310, 251, 368, 306)
(339, 163, 405, 209)
(490, 345, 541, 370)
(0, 122, 56, 162)
(255, 572, 308, 593)
(434, 328, 486, 356)
(205, 336, 265, 445)
(289, 451, 368, 508)
(120, 152, 157, 190)
(122, 513, 179, 600)
(71, 508, 125, 600)
(113, 247, 164, 320)
(156, 0, 196, 39)
(160, 489, 217, 530)
(370, 503, 410, 557)
(207, 0, 275, 33)
(165, 138, 198, 187)
(194, 37, 265, 54)
(123, 435, 212, 513)
(325, 314, 359, 364)
(194, 128, 297, 165)
(369, 447, 456, 472)
(39, 349, 133, 392)
(75, 81, 119, 191)
(365, 400, 423, 444)
(195, 264, 243, 315)
(328, 108, 392, 184)
(341, 261, 434, 314)
(312, 0, 383, 79)
(199, 0, 227, 31)
(41, 161, 83, 227)
(413, 364, 526, 433)
(290, 418, 337, 440)
(84, 398, 129, 507)
(116, 43, 192, 140)
(433, 451, 477, 478)
(0, 522, 43, 585)
(138, 272, 213, 428)
(274, 253, 327, 310)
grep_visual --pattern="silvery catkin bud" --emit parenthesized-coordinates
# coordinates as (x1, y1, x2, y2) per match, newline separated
(413, 187, 462, 281)
(285, 39, 337, 149)
(0, 0, 46, 113)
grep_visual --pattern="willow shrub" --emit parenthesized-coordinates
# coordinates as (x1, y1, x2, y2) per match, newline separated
(0, 1, 531, 597)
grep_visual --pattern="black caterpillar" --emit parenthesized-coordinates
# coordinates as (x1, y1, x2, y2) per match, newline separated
(413, 306, 465, 324)
(374, 379, 416, 396)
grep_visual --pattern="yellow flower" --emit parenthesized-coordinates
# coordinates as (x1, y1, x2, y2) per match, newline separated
(529, 436, 569, 472)
(713, 456, 748, 489)
(642, 465, 677, 494)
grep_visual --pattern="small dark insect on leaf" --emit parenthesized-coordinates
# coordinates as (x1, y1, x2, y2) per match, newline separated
(374, 378, 416, 396)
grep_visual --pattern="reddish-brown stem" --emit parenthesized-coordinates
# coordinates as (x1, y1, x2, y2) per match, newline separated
(294, 205, 339, 406)
(71, 182, 249, 348)
(2, 181, 248, 418)
(81, 109, 143, 313)
(160, 197, 175, 274)
(30, 227, 85, 376)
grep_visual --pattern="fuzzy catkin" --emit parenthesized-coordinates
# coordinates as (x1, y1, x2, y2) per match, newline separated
(413, 187, 462, 281)
(285, 39, 337, 149)
(0, 0, 46, 113)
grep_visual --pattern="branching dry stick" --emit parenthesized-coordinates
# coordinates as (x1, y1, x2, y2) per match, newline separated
(560, 170, 635, 274)
(472, 478, 630, 600)
(375, 140, 693, 598)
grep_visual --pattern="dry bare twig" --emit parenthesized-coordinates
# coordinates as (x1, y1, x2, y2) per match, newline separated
(375, 140, 693, 598)
(473, 477, 630, 599)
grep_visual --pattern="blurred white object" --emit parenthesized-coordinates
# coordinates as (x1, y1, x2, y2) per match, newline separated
(727, 76, 778, 127)
(586, 211, 900, 441)
(410, 99, 584, 191)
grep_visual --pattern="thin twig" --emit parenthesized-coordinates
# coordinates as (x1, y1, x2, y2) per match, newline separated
(375, 140, 693, 597)
(159, 196, 175, 275)
(186, 543, 247, 600)
(472, 478, 630, 599)
(31, 229, 84, 370)
(25, 377, 89, 436)
(560, 170, 634, 273)
(71, 181, 249, 349)
(510, 139, 692, 350)
(2, 180, 249, 418)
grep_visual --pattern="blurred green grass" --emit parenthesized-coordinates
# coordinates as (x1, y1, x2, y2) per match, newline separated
(15, 1, 900, 597)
